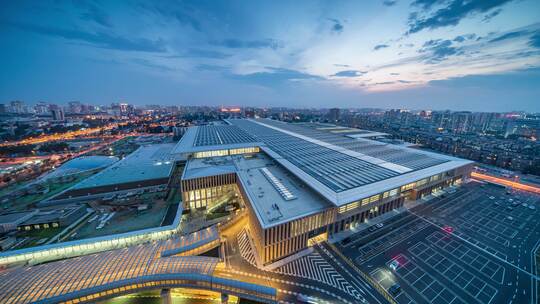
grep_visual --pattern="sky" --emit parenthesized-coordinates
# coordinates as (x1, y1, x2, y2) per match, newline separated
(1, 0, 540, 112)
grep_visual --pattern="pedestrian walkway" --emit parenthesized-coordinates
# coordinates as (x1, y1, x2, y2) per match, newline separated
(275, 251, 364, 301)
(237, 229, 257, 266)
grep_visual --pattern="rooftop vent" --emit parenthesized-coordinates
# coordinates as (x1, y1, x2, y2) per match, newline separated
(260, 167, 296, 201)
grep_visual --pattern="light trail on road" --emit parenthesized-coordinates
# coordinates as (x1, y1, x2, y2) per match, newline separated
(0, 124, 118, 147)
(471, 172, 540, 194)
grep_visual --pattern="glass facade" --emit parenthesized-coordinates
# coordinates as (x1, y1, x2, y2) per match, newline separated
(181, 173, 238, 210)
(186, 185, 237, 209)
(193, 147, 259, 158)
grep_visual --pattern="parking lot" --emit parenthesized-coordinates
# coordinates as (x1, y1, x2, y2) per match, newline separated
(338, 182, 540, 304)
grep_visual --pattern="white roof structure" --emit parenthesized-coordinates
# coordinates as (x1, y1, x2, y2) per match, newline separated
(173, 125, 261, 154)
(175, 119, 474, 211)
(72, 143, 176, 189)
(233, 154, 331, 228)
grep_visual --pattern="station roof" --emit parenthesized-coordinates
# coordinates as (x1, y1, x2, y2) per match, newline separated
(182, 157, 237, 180)
(182, 153, 332, 228)
(72, 143, 176, 190)
(295, 122, 389, 138)
(233, 153, 332, 228)
(172, 125, 260, 154)
(176, 119, 473, 207)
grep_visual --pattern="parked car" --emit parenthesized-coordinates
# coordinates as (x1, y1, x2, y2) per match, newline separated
(389, 260, 399, 271)
(388, 283, 401, 296)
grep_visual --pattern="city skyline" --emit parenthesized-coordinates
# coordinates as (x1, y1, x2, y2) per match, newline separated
(1, 0, 540, 111)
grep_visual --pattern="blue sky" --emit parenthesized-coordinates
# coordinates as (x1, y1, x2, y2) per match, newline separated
(1, 0, 539, 111)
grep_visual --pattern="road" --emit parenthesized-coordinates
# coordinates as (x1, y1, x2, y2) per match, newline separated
(471, 172, 540, 194)
(220, 215, 387, 304)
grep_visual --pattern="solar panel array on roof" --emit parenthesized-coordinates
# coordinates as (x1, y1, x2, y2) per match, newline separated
(194, 125, 256, 147)
(257, 119, 448, 170)
(230, 120, 400, 192)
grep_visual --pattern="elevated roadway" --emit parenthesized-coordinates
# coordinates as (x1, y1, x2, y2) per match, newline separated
(0, 226, 276, 304)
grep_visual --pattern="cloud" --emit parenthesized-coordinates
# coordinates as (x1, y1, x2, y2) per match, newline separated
(429, 67, 540, 89)
(139, 2, 202, 31)
(331, 70, 367, 77)
(383, 0, 397, 6)
(489, 30, 530, 43)
(530, 31, 540, 48)
(453, 34, 476, 42)
(328, 18, 344, 33)
(419, 39, 461, 63)
(196, 64, 228, 71)
(3, 21, 166, 52)
(390, 72, 400, 75)
(164, 49, 231, 59)
(374, 44, 390, 50)
(334, 64, 351, 67)
(482, 8, 502, 22)
(231, 67, 323, 86)
(411, 0, 446, 10)
(213, 38, 282, 49)
(400, 43, 415, 48)
(408, 0, 515, 34)
(77, 2, 112, 27)
(132, 59, 175, 72)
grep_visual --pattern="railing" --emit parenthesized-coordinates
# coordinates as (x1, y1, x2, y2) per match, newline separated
(33, 273, 277, 304)
(326, 242, 397, 304)
(217, 208, 247, 232)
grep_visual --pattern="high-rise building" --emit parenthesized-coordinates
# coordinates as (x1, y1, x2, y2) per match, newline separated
(68, 101, 82, 114)
(34, 102, 50, 115)
(50, 105, 65, 121)
(450, 111, 471, 134)
(110, 102, 134, 117)
(431, 111, 451, 130)
(328, 108, 340, 122)
(9, 101, 26, 114)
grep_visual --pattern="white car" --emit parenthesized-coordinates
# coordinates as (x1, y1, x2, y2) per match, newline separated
(389, 260, 399, 271)
(297, 294, 319, 303)
(376, 223, 384, 228)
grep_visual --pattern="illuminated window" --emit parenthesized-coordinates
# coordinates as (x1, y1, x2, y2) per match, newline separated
(338, 201, 360, 213)
(193, 149, 229, 158)
(361, 198, 370, 206)
(229, 147, 260, 155)
(416, 178, 428, 186)
(401, 182, 416, 191)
